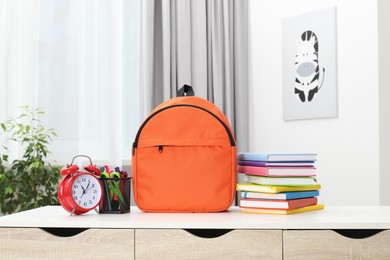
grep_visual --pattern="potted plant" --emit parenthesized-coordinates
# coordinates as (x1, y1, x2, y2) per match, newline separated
(0, 106, 62, 214)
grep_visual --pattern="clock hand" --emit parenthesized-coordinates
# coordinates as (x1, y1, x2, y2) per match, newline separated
(85, 180, 90, 191)
(80, 184, 86, 198)
(86, 181, 96, 192)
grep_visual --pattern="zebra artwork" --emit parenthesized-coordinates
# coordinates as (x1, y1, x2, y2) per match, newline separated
(294, 30, 325, 102)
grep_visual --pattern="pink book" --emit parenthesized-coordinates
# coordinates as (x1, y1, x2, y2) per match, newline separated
(237, 165, 316, 177)
(239, 197, 318, 210)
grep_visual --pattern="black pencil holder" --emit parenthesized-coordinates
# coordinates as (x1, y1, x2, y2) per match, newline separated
(99, 177, 131, 214)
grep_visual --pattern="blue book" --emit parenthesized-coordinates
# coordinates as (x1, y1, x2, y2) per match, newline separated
(240, 190, 320, 200)
(238, 160, 315, 167)
(237, 153, 317, 162)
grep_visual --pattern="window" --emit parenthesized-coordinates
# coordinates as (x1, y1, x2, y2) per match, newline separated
(0, 0, 141, 166)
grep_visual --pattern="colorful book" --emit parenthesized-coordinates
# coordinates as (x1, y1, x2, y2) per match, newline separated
(240, 197, 317, 210)
(240, 190, 320, 200)
(237, 153, 317, 162)
(243, 175, 317, 186)
(238, 165, 316, 177)
(236, 183, 321, 194)
(240, 204, 324, 215)
(238, 160, 315, 167)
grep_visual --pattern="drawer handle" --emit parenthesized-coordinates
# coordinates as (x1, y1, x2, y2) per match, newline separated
(333, 229, 385, 239)
(41, 228, 88, 237)
(184, 229, 233, 238)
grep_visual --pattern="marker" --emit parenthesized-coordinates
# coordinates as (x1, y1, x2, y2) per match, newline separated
(99, 172, 112, 211)
(104, 165, 110, 175)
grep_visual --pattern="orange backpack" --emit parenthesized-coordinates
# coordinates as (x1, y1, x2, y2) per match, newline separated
(132, 85, 237, 212)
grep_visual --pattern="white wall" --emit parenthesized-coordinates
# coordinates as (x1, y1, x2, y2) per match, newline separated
(378, 0, 390, 205)
(249, 0, 380, 205)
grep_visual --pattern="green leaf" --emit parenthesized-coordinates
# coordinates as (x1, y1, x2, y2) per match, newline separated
(17, 113, 27, 119)
(29, 161, 40, 169)
(1, 123, 6, 131)
(5, 186, 13, 195)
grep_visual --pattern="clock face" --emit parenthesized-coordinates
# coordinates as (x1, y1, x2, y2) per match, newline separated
(71, 174, 102, 210)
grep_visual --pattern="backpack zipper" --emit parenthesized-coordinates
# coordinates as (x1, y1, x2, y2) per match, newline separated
(132, 104, 236, 155)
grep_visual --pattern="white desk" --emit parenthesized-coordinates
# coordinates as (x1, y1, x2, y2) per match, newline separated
(1, 206, 390, 259)
(1, 205, 390, 229)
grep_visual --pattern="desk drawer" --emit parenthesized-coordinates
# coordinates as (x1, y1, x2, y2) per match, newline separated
(0, 228, 134, 260)
(283, 230, 390, 260)
(135, 229, 282, 259)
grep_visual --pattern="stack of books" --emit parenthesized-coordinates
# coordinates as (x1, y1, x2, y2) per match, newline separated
(236, 153, 324, 214)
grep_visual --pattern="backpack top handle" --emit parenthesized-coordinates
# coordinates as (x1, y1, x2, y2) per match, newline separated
(177, 84, 195, 97)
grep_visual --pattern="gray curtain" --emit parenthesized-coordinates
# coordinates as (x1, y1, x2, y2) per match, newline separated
(140, 0, 249, 153)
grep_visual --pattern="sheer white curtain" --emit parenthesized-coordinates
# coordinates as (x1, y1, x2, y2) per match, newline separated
(0, 0, 140, 166)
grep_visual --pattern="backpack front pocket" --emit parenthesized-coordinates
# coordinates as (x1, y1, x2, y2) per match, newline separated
(134, 145, 234, 212)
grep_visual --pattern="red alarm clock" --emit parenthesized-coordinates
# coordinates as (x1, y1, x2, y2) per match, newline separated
(58, 155, 103, 215)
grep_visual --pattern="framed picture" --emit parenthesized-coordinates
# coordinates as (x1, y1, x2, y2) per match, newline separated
(282, 7, 338, 120)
